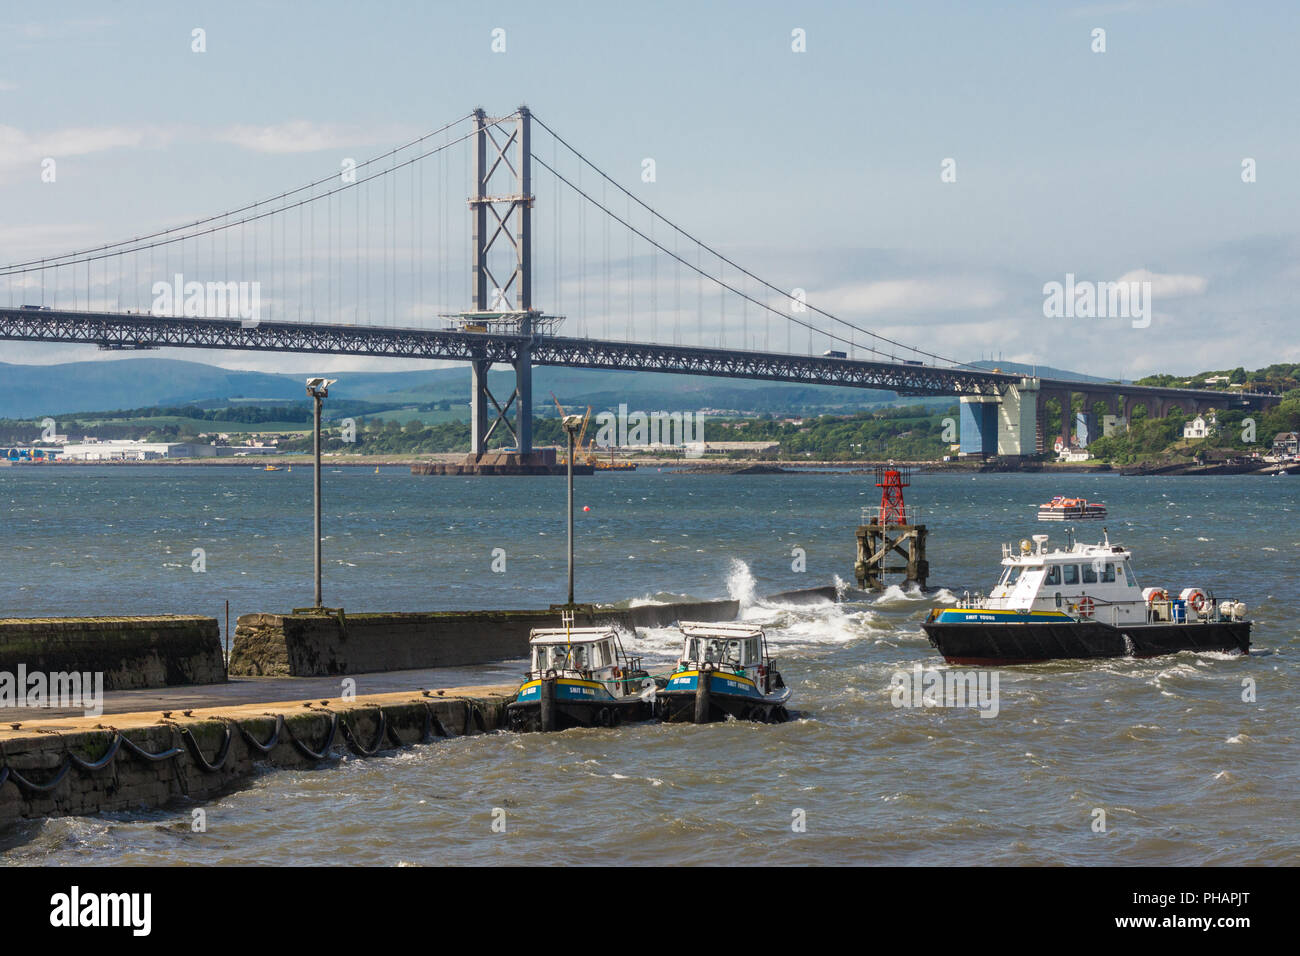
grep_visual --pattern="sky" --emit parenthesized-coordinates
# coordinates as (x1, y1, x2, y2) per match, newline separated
(1, 0, 1297, 381)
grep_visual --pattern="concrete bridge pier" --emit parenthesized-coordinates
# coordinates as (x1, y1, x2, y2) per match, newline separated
(959, 378, 1041, 461)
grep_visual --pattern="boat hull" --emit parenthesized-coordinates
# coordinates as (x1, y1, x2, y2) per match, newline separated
(656, 670, 791, 723)
(1037, 509, 1106, 521)
(506, 677, 653, 732)
(505, 695, 653, 732)
(920, 619, 1251, 664)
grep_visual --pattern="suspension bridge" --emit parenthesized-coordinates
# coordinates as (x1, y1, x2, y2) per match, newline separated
(0, 106, 1276, 460)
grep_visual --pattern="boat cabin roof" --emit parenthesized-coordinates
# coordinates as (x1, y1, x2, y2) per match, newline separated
(679, 621, 765, 640)
(1001, 533, 1129, 567)
(527, 626, 620, 646)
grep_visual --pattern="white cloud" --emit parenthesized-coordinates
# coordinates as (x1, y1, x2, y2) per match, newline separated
(810, 276, 1006, 317)
(210, 121, 412, 155)
(0, 124, 173, 179)
(1116, 268, 1208, 298)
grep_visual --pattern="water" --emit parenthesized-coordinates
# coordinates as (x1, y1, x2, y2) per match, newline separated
(1, 466, 1296, 864)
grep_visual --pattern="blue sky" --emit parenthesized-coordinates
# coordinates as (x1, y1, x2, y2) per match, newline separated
(1, 0, 1297, 378)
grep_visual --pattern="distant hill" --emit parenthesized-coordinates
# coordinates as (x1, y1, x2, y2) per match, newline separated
(0, 358, 906, 419)
(967, 360, 1127, 384)
(0, 355, 1118, 420)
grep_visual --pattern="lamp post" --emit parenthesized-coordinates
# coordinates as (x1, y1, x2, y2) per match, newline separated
(561, 414, 584, 606)
(306, 378, 336, 608)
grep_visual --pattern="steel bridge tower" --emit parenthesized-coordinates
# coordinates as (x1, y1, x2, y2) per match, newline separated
(456, 106, 558, 459)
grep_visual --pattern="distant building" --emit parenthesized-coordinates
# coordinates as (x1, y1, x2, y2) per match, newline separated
(58, 440, 280, 460)
(1183, 413, 1218, 440)
(1102, 414, 1128, 437)
(1274, 432, 1299, 457)
(679, 441, 780, 455)
(1204, 375, 1231, 385)
(1057, 445, 1092, 463)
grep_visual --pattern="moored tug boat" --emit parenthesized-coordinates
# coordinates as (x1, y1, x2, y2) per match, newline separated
(1037, 496, 1106, 521)
(921, 530, 1251, 664)
(656, 622, 791, 723)
(506, 626, 655, 732)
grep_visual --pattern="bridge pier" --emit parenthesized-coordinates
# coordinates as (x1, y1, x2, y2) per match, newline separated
(514, 344, 533, 455)
(470, 359, 490, 457)
(959, 378, 1041, 461)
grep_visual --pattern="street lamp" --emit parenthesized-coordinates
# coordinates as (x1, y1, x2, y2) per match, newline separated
(561, 413, 584, 606)
(306, 377, 337, 608)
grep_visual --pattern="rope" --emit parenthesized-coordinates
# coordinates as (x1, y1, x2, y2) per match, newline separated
(178, 723, 234, 773)
(237, 714, 284, 754)
(283, 712, 339, 762)
(0, 700, 481, 798)
(119, 733, 183, 762)
(66, 734, 123, 772)
(339, 709, 388, 757)
(5, 759, 73, 793)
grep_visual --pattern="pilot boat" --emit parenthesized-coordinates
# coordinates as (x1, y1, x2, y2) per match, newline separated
(921, 530, 1251, 663)
(1037, 496, 1106, 521)
(656, 621, 791, 723)
(505, 625, 655, 732)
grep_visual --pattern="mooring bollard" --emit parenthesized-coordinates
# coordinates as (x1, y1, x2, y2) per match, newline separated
(693, 666, 711, 724)
(540, 675, 557, 732)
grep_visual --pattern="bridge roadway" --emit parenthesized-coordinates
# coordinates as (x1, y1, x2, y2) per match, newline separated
(0, 307, 1277, 414)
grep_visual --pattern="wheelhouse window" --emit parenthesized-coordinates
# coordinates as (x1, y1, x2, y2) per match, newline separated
(1044, 565, 1062, 586)
(997, 565, 1025, 590)
(1101, 562, 1116, 583)
(1081, 564, 1098, 584)
(1063, 564, 1079, 585)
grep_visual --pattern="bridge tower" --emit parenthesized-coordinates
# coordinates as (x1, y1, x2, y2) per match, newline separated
(459, 106, 547, 459)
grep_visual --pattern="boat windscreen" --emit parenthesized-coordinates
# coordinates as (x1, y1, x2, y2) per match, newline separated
(684, 636, 758, 666)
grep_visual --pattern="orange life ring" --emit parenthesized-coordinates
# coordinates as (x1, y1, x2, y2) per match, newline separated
(612, 666, 622, 679)
(1145, 588, 1168, 605)
(1186, 591, 1206, 613)
(1077, 595, 1095, 618)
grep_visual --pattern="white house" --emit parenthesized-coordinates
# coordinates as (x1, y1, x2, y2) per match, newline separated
(1183, 413, 1218, 440)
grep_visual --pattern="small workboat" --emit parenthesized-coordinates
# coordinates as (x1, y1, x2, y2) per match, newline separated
(921, 530, 1251, 663)
(656, 621, 791, 723)
(1037, 496, 1106, 520)
(505, 626, 655, 732)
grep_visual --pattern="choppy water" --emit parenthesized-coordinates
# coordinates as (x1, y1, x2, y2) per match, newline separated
(1, 466, 1296, 864)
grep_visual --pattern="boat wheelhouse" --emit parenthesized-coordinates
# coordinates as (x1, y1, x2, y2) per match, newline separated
(921, 531, 1251, 663)
(506, 626, 654, 732)
(656, 621, 791, 724)
(1037, 496, 1106, 521)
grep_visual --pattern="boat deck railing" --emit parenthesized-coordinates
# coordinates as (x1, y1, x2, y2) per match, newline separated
(955, 595, 1241, 626)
